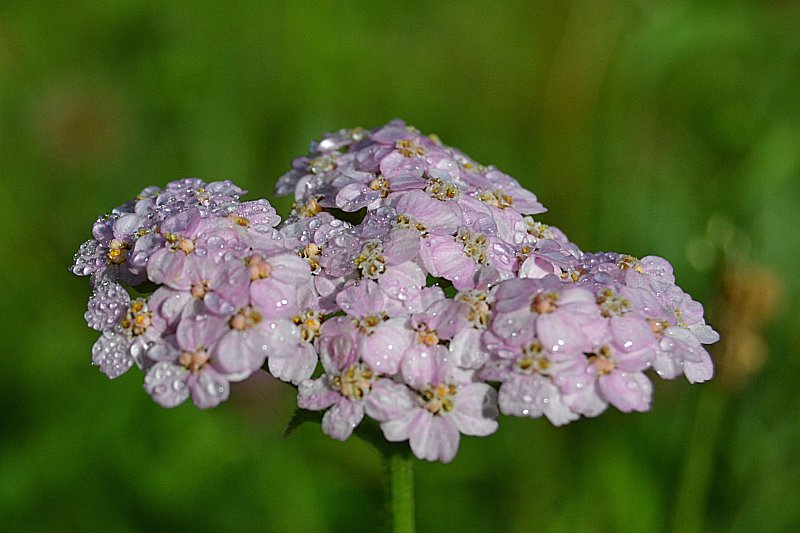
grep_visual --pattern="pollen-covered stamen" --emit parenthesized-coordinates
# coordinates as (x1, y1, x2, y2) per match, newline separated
(648, 319, 670, 336)
(354, 241, 387, 279)
(292, 309, 323, 344)
(395, 214, 427, 234)
(673, 307, 688, 328)
(516, 245, 533, 265)
(178, 347, 210, 374)
(458, 230, 489, 265)
(352, 313, 388, 335)
(291, 197, 323, 218)
(618, 255, 644, 273)
(455, 155, 487, 174)
(425, 177, 460, 201)
(369, 176, 390, 198)
(589, 345, 616, 376)
(596, 288, 631, 317)
(477, 190, 514, 210)
(298, 243, 322, 273)
(193, 186, 210, 206)
(331, 363, 374, 401)
(177, 239, 195, 254)
(396, 138, 426, 158)
(456, 290, 491, 329)
(415, 323, 439, 347)
(229, 306, 262, 331)
(191, 280, 210, 299)
(308, 153, 338, 174)
(164, 232, 195, 254)
(516, 339, 552, 376)
(560, 268, 584, 283)
(246, 254, 272, 280)
(229, 214, 250, 227)
(523, 217, 554, 240)
(531, 292, 559, 314)
(118, 299, 152, 337)
(418, 383, 458, 415)
(107, 239, 129, 264)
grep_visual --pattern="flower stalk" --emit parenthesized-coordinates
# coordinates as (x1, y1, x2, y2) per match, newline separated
(383, 450, 415, 533)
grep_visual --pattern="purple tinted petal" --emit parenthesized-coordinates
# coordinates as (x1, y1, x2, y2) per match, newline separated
(176, 301, 227, 350)
(360, 319, 413, 375)
(610, 316, 656, 353)
(409, 414, 460, 463)
(424, 299, 470, 340)
(144, 362, 190, 408)
(251, 279, 302, 319)
(85, 281, 130, 331)
(449, 329, 489, 369)
(336, 281, 386, 318)
(598, 371, 652, 413)
(536, 312, 586, 354)
(493, 278, 537, 313)
(113, 213, 148, 238)
(383, 229, 420, 264)
(335, 182, 381, 212)
(322, 400, 365, 441)
(379, 262, 425, 310)
(401, 345, 446, 389)
(364, 379, 416, 421)
(149, 287, 189, 331)
(147, 249, 188, 288)
(297, 377, 339, 411)
(498, 375, 578, 426)
(213, 329, 269, 380)
(268, 254, 312, 285)
(188, 368, 230, 409)
(683, 350, 714, 383)
(91, 329, 133, 379)
(450, 383, 499, 436)
(267, 340, 317, 385)
(381, 409, 422, 443)
(489, 308, 535, 349)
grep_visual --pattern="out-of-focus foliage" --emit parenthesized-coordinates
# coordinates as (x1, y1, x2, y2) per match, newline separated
(1, 1, 798, 531)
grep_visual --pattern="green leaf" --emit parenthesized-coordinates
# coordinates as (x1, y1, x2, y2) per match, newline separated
(282, 409, 323, 438)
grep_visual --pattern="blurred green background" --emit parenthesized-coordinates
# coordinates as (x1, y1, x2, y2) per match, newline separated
(2, 1, 799, 531)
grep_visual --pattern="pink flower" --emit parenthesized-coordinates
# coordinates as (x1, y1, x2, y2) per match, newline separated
(365, 350, 498, 463)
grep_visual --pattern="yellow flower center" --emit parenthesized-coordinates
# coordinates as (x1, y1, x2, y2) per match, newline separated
(247, 254, 272, 280)
(531, 292, 559, 314)
(107, 239, 129, 264)
(292, 309, 323, 344)
(354, 241, 387, 279)
(396, 138, 426, 158)
(229, 306, 262, 331)
(178, 348, 210, 374)
(331, 363, 374, 401)
(419, 383, 458, 415)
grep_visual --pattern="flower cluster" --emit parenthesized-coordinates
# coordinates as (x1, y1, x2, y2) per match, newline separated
(72, 120, 718, 463)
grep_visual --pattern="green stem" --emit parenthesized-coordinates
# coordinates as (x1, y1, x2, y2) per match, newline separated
(671, 388, 728, 533)
(383, 450, 415, 533)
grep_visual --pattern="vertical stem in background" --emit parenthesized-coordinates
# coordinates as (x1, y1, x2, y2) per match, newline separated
(671, 388, 728, 533)
(383, 450, 415, 533)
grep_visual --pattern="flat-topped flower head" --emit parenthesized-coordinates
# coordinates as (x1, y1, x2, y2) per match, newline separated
(72, 124, 720, 463)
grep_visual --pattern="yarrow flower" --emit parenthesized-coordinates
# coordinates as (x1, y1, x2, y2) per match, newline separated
(72, 120, 719, 463)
